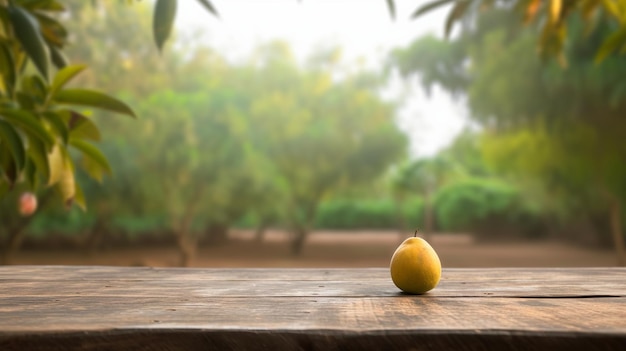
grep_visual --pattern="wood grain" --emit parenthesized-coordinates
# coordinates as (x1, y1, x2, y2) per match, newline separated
(0, 266, 624, 350)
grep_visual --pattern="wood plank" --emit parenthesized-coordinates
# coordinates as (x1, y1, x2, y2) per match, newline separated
(0, 266, 624, 350)
(2, 266, 625, 282)
(0, 295, 624, 333)
(1, 266, 624, 297)
(0, 276, 624, 298)
(2, 330, 625, 351)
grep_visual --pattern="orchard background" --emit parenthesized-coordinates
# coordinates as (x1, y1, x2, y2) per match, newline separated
(1, 0, 625, 267)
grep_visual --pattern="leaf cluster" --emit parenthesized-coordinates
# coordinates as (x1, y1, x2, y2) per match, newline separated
(0, 0, 218, 208)
(0, 0, 138, 208)
(411, 0, 626, 63)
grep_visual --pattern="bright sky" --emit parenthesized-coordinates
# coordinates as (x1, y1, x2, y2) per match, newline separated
(177, 0, 468, 158)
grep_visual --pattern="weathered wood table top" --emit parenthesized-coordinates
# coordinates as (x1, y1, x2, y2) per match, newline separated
(0, 266, 625, 350)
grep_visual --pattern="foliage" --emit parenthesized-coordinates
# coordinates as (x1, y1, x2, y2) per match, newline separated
(433, 177, 519, 232)
(481, 122, 626, 226)
(242, 42, 408, 253)
(391, 3, 626, 261)
(390, 34, 470, 98)
(19, 196, 424, 246)
(411, 0, 626, 63)
(438, 128, 490, 177)
(28, 205, 96, 237)
(0, 0, 218, 208)
(393, 156, 465, 196)
(315, 197, 424, 230)
(391, 6, 626, 203)
(30, 2, 407, 259)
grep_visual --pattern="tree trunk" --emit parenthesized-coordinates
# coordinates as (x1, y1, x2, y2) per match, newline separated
(0, 191, 52, 265)
(205, 222, 229, 245)
(609, 197, 625, 266)
(1, 228, 27, 265)
(171, 188, 207, 267)
(174, 211, 197, 268)
(290, 226, 307, 256)
(290, 201, 320, 256)
(255, 223, 267, 243)
(84, 218, 108, 254)
(175, 231, 196, 268)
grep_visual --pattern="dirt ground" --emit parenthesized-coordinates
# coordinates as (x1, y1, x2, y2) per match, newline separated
(10, 230, 619, 268)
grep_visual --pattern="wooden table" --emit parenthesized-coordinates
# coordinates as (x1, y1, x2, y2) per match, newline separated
(0, 266, 624, 350)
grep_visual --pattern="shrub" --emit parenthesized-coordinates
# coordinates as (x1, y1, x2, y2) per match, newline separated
(315, 197, 424, 230)
(433, 178, 519, 232)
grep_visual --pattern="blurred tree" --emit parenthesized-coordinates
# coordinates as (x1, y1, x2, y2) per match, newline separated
(390, 7, 626, 264)
(481, 124, 626, 253)
(0, 0, 218, 262)
(439, 128, 490, 177)
(62, 0, 167, 95)
(130, 88, 258, 266)
(433, 177, 519, 234)
(0, 3, 136, 203)
(0, 2, 140, 261)
(0, 0, 217, 205)
(247, 42, 408, 255)
(59, 33, 406, 262)
(392, 156, 465, 241)
(411, 0, 626, 63)
(25, 2, 224, 258)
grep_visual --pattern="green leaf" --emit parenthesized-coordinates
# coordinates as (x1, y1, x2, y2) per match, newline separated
(16, 91, 36, 110)
(444, 0, 471, 38)
(581, 0, 600, 21)
(411, 0, 458, 19)
(48, 43, 68, 69)
(69, 138, 112, 182)
(34, 12, 68, 47)
(0, 41, 17, 96)
(538, 20, 567, 64)
(195, 0, 219, 17)
(25, 74, 48, 101)
(153, 0, 177, 52)
(0, 142, 19, 186)
(386, 0, 396, 20)
(595, 27, 626, 63)
(42, 111, 69, 144)
(23, 157, 38, 189)
(54, 89, 136, 118)
(73, 181, 86, 211)
(0, 177, 10, 197)
(580, 0, 601, 34)
(20, 0, 66, 12)
(27, 137, 50, 183)
(0, 108, 55, 147)
(49, 64, 87, 98)
(47, 143, 64, 185)
(8, 5, 49, 80)
(0, 119, 26, 172)
(55, 152, 75, 208)
(72, 119, 101, 141)
(57, 109, 102, 141)
(601, 0, 624, 22)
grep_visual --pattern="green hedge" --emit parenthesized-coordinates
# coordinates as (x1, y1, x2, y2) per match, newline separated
(432, 177, 549, 238)
(433, 178, 518, 232)
(28, 208, 96, 238)
(314, 197, 423, 229)
(25, 197, 426, 237)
